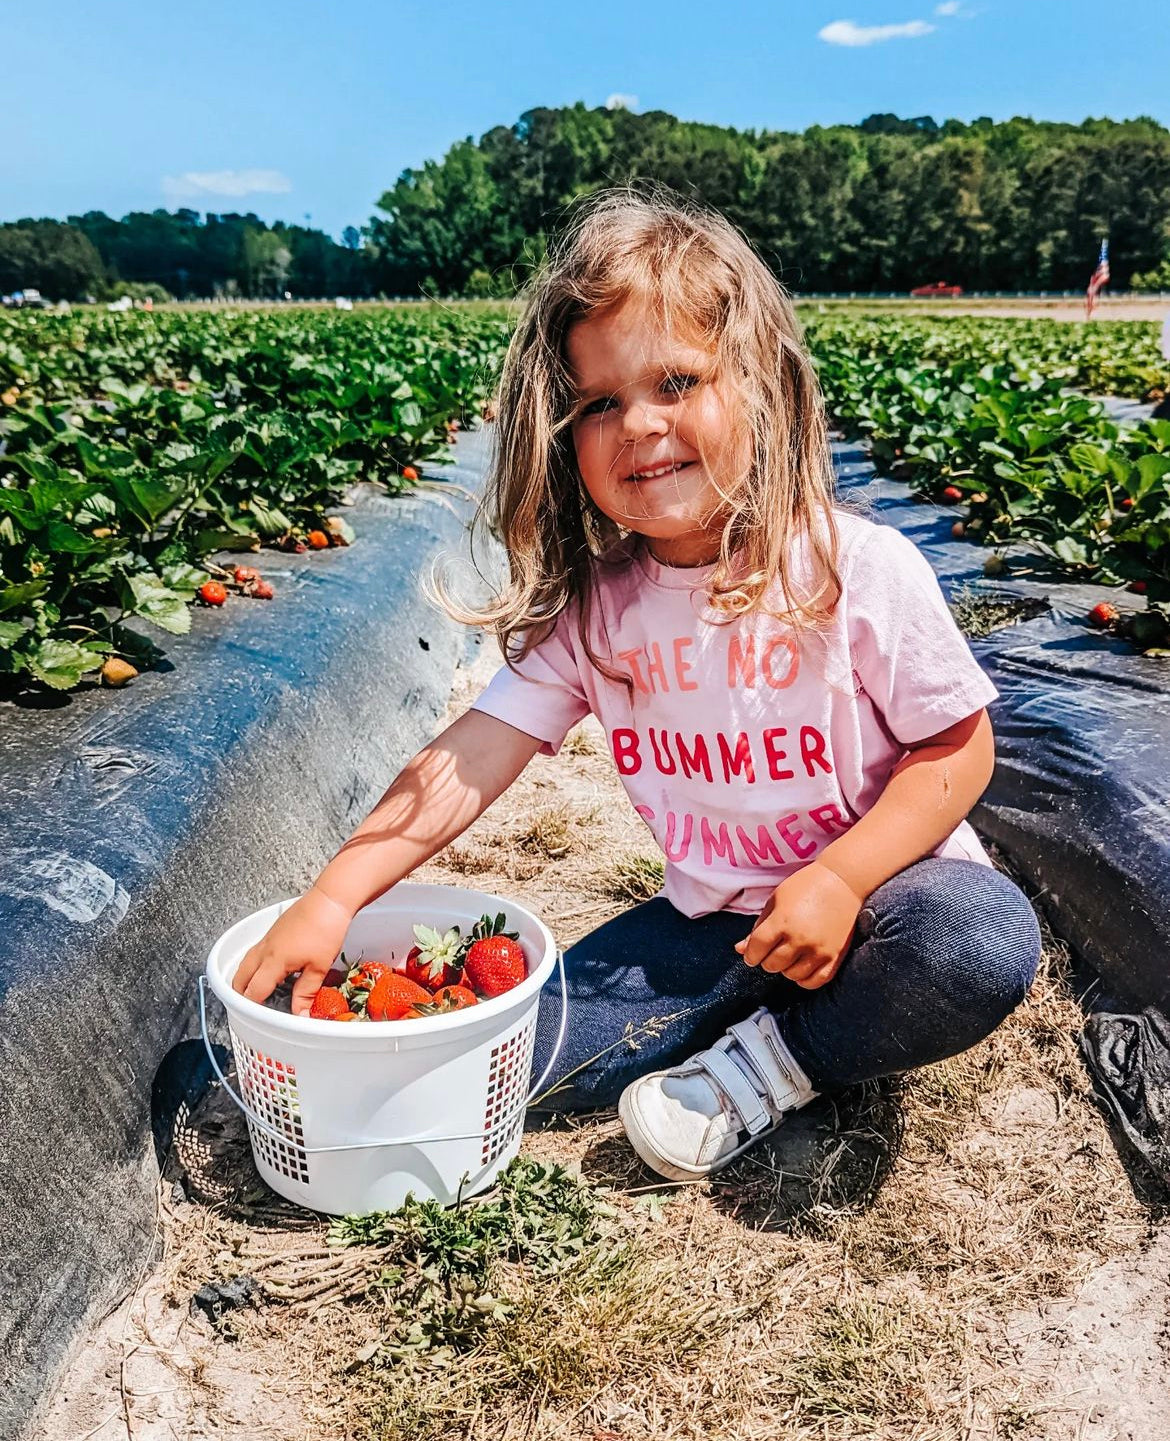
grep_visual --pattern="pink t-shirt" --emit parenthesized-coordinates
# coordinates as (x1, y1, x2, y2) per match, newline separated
(469, 508, 999, 918)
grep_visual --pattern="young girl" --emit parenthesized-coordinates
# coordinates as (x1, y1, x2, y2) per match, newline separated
(234, 188, 1041, 1183)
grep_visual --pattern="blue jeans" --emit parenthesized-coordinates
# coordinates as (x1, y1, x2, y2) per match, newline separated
(529, 858, 1041, 1112)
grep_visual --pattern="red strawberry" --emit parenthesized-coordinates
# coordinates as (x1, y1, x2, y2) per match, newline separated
(402, 984, 479, 1020)
(431, 984, 479, 1011)
(1120, 497, 1135, 511)
(346, 959, 393, 991)
(310, 986, 353, 1020)
(1127, 580, 1148, 595)
(198, 581, 227, 606)
(307, 530, 329, 549)
(462, 913, 526, 997)
(234, 565, 259, 584)
(464, 937, 526, 997)
(402, 465, 419, 481)
(941, 486, 963, 504)
(1089, 602, 1120, 629)
(404, 923, 465, 990)
(251, 579, 274, 600)
(367, 972, 431, 1021)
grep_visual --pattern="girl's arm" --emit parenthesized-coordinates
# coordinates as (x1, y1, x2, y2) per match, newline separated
(233, 708, 546, 1010)
(735, 709, 996, 984)
(311, 707, 547, 915)
(815, 708, 996, 902)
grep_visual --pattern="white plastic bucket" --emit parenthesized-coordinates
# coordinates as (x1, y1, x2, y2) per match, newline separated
(201, 882, 566, 1216)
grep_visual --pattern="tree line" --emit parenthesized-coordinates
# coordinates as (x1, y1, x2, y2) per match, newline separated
(368, 107, 1170, 296)
(0, 211, 370, 302)
(4, 108, 1170, 301)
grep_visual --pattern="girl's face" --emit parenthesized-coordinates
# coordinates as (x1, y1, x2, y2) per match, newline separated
(567, 300, 748, 567)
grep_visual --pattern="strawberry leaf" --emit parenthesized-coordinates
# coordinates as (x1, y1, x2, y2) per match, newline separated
(27, 638, 106, 690)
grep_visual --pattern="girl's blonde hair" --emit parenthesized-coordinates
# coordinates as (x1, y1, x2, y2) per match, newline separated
(428, 184, 843, 692)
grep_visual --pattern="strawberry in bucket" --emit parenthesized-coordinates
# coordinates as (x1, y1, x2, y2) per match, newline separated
(294, 912, 527, 1020)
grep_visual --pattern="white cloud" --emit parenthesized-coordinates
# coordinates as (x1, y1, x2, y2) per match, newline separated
(605, 93, 639, 111)
(935, 1, 961, 13)
(161, 169, 293, 203)
(818, 18, 935, 45)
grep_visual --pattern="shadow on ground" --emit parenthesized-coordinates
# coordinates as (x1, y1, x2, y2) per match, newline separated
(558, 1077, 906, 1234)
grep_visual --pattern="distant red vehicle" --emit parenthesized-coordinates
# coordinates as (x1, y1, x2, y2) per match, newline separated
(910, 281, 964, 298)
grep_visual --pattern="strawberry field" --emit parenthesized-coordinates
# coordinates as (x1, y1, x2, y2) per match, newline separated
(3, 305, 1170, 695)
(807, 313, 1170, 649)
(0, 306, 511, 690)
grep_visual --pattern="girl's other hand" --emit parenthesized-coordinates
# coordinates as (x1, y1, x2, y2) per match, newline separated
(231, 884, 356, 1016)
(734, 862, 863, 989)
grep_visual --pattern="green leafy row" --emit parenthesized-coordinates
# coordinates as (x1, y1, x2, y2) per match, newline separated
(0, 306, 512, 690)
(806, 311, 1169, 402)
(808, 315, 1170, 628)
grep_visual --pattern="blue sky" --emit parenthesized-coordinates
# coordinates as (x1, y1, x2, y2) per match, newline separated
(7, 0, 1169, 238)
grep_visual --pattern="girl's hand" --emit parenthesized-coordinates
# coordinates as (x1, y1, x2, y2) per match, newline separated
(734, 862, 863, 989)
(231, 885, 356, 1016)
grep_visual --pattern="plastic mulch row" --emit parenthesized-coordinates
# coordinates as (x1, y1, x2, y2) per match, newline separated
(832, 405, 1170, 1184)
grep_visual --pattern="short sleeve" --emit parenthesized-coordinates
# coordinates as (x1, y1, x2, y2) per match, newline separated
(846, 524, 999, 745)
(467, 608, 592, 757)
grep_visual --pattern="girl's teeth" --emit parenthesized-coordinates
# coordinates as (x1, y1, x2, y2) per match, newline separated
(634, 463, 681, 480)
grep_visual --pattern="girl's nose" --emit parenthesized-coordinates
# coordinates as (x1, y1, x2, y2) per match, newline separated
(621, 399, 669, 439)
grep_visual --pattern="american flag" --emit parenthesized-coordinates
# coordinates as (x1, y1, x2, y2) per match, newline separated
(1085, 239, 1110, 317)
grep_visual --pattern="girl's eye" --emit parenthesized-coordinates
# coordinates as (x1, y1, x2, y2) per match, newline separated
(663, 373, 701, 394)
(577, 374, 701, 419)
(580, 396, 615, 417)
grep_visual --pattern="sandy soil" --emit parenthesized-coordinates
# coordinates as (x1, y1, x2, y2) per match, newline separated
(31, 637, 1170, 1441)
(801, 297, 1170, 323)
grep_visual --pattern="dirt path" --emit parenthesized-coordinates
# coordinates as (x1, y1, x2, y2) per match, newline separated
(802, 298, 1169, 322)
(33, 637, 1170, 1441)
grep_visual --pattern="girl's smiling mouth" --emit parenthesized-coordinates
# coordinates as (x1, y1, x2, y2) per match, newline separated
(627, 460, 696, 483)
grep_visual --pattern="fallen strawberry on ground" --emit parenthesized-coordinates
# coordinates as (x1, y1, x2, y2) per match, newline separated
(1089, 601, 1120, 629)
(101, 658, 138, 687)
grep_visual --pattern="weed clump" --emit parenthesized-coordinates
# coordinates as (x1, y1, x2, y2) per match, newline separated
(327, 1157, 615, 1360)
(514, 803, 596, 859)
(603, 852, 665, 902)
(949, 584, 1048, 638)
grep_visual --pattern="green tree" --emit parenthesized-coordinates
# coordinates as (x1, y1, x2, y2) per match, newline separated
(241, 228, 292, 298)
(0, 220, 105, 299)
(369, 139, 503, 295)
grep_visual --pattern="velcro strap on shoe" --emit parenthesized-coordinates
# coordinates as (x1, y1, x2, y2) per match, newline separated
(693, 1047, 773, 1135)
(726, 1018, 808, 1113)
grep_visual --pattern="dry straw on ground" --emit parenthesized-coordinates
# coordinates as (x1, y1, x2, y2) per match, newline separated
(35, 638, 1170, 1441)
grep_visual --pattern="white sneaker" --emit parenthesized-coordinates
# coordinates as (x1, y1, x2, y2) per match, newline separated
(617, 1007, 816, 1181)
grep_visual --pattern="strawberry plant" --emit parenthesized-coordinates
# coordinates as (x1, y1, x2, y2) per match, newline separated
(0, 305, 511, 690)
(808, 313, 1170, 651)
